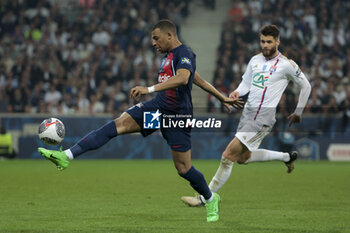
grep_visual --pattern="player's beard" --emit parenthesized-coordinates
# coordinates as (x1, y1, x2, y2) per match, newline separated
(262, 46, 277, 58)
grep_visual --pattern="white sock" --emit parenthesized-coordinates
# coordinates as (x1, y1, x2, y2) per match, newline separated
(64, 149, 74, 160)
(200, 195, 206, 204)
(206, 193, 213, 202)
(208, 157, 234, 193)
(247, 149, 289, 163)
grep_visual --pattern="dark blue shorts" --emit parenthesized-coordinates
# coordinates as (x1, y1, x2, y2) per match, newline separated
(126, 99, 191, 152)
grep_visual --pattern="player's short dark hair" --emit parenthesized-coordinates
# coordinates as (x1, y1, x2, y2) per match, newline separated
(152, 19, 177, 35)
(260, 25, 280, 39)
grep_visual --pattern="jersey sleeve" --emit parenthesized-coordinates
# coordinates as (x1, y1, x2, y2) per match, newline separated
(285, 60, 312, 116)
(235, 57, 253, 96)
(174, 48, 195, 74)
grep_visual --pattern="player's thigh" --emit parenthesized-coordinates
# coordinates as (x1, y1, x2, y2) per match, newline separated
(222, 137, 250, 162)
(114, 112, 141, 135)
(236, 121, 271, 151)
(171, 149, 192, 175)
(161, 127, 191, 152)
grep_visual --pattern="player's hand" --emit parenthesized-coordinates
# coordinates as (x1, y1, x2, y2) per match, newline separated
(223, 103, 234, 113)
(222, 96, 244, 112)
(288, 113, 301, 127)
(130, 86, 148, 101)
(229, 91, 239, 99)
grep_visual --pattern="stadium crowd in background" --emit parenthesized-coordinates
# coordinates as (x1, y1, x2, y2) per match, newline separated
(208, 0, 350, 120)
(0, 0, 189, 116)
(1, 0, 350, 120)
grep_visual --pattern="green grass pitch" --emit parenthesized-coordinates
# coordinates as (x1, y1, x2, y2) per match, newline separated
(1, 159, 350, 233)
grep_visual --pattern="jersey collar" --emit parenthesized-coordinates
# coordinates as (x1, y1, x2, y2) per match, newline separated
(264, 51, 281, 61)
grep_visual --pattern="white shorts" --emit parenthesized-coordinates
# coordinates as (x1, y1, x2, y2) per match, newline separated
(235, 120, 272, 151)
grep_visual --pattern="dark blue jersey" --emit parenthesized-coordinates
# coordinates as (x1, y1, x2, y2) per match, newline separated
(154, 44, 196, 115)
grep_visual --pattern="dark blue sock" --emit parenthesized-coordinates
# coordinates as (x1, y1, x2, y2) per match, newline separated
(70, 121, 118, 158)
(180, 166, 212, 200)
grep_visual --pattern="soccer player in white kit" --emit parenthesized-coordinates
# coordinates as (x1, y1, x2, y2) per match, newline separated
(182, 24, 312, 206)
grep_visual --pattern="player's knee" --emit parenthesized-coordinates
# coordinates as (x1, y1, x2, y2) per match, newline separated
(175, 164, 189, 175)
(236, 159, 247, 164)
(114, 118, 124, 133)
(222, 149, 235, 162)
(236, 152, 251, 164)
(177, 169, 188, 176)
(114, 115, 134, 134)
(176, 166, 189, 175)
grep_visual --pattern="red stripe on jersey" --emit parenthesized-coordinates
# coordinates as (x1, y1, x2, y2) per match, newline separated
(166, 89, 177, 106)
(269, 58, 280, 75)
(158, 53, 174, 83)
(158, 52, 178, 108)
(254, 86, 267, 120)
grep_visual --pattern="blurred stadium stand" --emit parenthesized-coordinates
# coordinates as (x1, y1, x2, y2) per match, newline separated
(1, 0, 349, 116)
(208, 0, 350, 118)
(0, 0, 190, 116)
(1, 0, 350, 160)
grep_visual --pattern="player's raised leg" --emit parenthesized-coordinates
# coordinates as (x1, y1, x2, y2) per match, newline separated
(246, 149, 298, 173)
(181, 138, 298, 207)
(283, 151, 298, 173)
(172, 149, 220, 222)
(38, 112, 141, 170)
(38, 147, 70, 171)
(181, 137, 248, 207)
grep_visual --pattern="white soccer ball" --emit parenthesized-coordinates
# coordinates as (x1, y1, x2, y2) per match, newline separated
(38, 118, 65, 145)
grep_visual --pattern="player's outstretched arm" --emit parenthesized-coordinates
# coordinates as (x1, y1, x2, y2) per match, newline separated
(194, 72, 243, 112)
(287, 63, 312, 126)
(130, 69, 190, 101)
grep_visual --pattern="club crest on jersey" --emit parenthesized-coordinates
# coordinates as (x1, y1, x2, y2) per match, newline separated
(143, 110, 162, 129)
(181, 57, 191, 65)
(269, 65, 277, 74)
(159, 59, 171, 73)
(160, 58, 166, 67)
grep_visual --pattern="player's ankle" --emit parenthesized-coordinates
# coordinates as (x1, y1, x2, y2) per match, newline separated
(65, 149, 74, 160)
(205, 194, 213, 203)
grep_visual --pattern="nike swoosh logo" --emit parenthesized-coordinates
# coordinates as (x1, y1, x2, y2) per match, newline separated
(172, 145, 182, 148)
(50, 154, 57, 159)
(45, 121, 59, 128)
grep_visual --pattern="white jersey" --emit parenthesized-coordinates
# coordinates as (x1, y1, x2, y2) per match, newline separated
(236, 52, 311, 126)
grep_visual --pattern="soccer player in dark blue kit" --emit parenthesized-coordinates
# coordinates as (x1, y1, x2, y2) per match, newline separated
(38, 19, 241, 222)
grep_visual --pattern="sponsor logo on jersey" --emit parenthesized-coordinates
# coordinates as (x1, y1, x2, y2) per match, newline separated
(158, 74, 172, 83)
(181, 57, 191, 65)
(252, 73, 269, 89)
